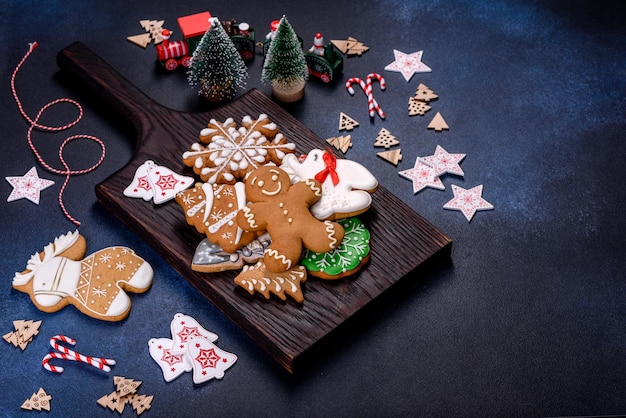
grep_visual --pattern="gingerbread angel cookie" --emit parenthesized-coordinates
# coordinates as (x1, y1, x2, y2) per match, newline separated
(236, 166, 344, 273)
(12, 231, 153, 322)
(281, 149, 378, 220)
(181, 114, 296, 184)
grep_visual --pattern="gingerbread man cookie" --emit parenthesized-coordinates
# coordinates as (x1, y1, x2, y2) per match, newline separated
(236, 166, 344, 273)
(12, 231, 153, 322)
(281, 149, 378, 220)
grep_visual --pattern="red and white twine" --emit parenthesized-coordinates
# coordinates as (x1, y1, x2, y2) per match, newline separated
(10, 42, 106, 226)
(42, 335, 116, 373)
(345, 72, 386, 119)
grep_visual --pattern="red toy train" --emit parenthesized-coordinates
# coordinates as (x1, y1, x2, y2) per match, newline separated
(156, 11, 255, 71)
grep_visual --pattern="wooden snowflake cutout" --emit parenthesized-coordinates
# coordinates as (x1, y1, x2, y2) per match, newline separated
(374, 128, 399, 148)
(338, 112, 359, 131)
(408, 98, 432, 116)
(234, 261, 307, 303)
(326, 135, 353, 154)
(182, 114, 296, 184)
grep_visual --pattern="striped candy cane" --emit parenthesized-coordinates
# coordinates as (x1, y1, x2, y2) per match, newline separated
(366, 73, 386, 119)
(345, 77, 367, 95)
(42, 335, 116, 373)
(345, 75, 386, 119)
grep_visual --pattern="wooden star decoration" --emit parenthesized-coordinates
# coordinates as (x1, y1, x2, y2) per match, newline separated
(419, 145, 465, 177)
(443, 184, 494, 221)
(398, 158, 444, 194)
(5, 166, 54, 204)
(384, 49, 431, 82)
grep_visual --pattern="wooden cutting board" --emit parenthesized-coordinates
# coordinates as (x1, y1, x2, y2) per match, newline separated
(56, 41, 452, 373)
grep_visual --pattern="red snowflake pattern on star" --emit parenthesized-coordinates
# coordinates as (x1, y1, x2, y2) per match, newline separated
(443, 184, 494, 221)
(398, 158, 445, 194)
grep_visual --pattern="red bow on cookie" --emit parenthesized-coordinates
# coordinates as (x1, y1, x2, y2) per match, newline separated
(314, 150, 340, 186)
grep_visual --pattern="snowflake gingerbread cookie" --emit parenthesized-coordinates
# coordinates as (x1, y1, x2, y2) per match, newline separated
(12, 231, 153, 321)
(182, 114, 296, 184)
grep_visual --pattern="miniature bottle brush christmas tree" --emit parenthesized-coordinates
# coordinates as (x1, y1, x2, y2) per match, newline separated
(261, 16, 308, 103)
(187, 17, 248, 103)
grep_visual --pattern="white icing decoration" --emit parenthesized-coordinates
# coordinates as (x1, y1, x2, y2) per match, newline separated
(280, 150, 378, 220)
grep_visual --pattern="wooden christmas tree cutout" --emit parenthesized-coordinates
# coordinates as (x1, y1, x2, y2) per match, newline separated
(428, 112, 449, 132)
(377, 149, 403, 166)
(97, 376, 153, 415)
(414, 83, 438, 102)
(408, 98, 432, 116)
(21, 388, 52, 412)
(3, 319, 42, 350)
(338, 112, 359, 131)
(128, 20, 165, 48)
(127, 33, 152, 48)
(326, 135, 353, 154)
(331, 37, 369, 56)
(374, 128, 400, 149)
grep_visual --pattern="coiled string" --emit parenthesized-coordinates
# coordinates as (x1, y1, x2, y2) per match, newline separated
(10, 42, 106, 226)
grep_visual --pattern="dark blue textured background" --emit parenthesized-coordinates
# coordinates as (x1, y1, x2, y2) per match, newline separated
(1, 1, 625, 416)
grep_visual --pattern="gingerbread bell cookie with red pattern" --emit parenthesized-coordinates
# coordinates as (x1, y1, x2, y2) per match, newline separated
(12, 231, 153, 322)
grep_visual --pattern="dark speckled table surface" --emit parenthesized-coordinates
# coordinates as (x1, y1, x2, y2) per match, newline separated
(1, 1, 625, 416)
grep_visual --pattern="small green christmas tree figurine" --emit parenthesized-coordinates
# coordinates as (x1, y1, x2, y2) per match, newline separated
(188, 17, 248, 103)
(261, 16, 308, 102)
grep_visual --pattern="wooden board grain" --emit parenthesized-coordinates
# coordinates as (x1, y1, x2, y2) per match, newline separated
(56, 41, 452, 373)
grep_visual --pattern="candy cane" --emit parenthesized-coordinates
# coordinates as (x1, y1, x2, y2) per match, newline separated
(345, 77, 367, 96)
(42, 335, 116, 373)
(345, 75, 386, 119)
(366, 73, 386, 119)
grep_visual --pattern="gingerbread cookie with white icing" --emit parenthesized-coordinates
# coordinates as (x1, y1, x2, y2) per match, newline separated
(181, 114, 296, 184)
(236, 165, 344, 273)
(175, 182, 257, 253)
(301, 217, 371, 280)
(281, 149, 378, 220)
(12, 231, 153, 322)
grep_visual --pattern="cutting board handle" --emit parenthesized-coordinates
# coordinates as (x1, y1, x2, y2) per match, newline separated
(56, 41, 156, 133)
